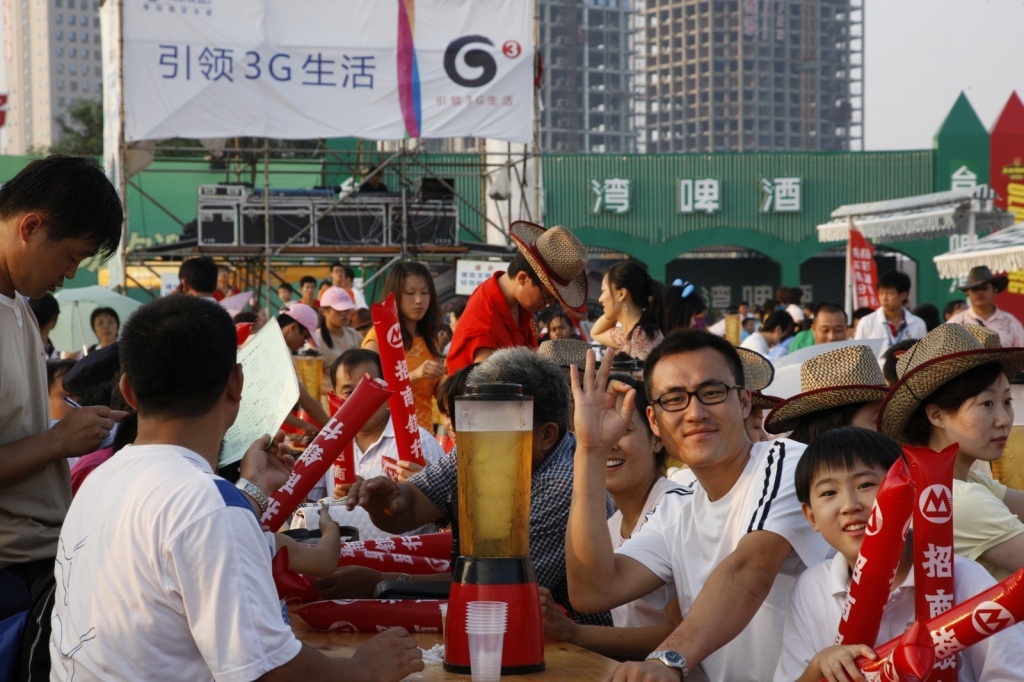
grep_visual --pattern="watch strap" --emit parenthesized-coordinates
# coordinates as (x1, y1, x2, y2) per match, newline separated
(235, 477, 270, 516)
(646, 650, 689, 680)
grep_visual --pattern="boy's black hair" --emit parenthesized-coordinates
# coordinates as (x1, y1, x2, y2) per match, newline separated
(46, 358, 77, 389)
(120, 296, 236, 419)
(881, 338, 918, 386)
(90, 306, 119, 329)
(435, 363, 479, 431)
(507, 252, 541, 286)
(762, 309, 794, 334)
(277, 282, 295, 294)
(29, 294, 60, 328)
(643, 329, 744, 403)
(943, 299, 966, 319)
(299, 275, 317, 288)
(329, 349, 383, 391)
(912, 303, 941, 332)
(878, 270, 911, 295)
(788, 403, 872, 445)
(851, 306, 874, 323)
(178, 256, 217, 294)
(0, 155, 122, 259)
(795, 426, 902, 505)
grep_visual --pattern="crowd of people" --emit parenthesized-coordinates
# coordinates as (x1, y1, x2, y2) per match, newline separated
(4, 154, 1024, 681)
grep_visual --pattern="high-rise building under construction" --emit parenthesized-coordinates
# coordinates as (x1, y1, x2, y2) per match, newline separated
(641, 0, 863, 152)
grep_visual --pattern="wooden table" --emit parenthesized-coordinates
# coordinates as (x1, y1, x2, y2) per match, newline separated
(291, 610, 619, 680)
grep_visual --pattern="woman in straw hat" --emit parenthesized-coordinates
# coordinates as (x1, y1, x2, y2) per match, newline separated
(541, 373, 686, 660)
(591, 261, 664, 361)
(736, 347, 781, 443)
(879, 323, 1024, 580)
(764, 345, 888, 445)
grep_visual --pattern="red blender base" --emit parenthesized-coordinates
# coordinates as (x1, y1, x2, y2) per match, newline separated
(444, 557, 545, 675)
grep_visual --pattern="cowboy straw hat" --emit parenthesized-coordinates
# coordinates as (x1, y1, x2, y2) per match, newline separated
(764, 345, 888, 434)
(878, 323, 1024, 442)
(963, 324, 1002, 349)
(957, 265, 1009, 293)
(509, 221, 589, 310)
(751, 391, 782, 410)
(537, 338, 590, 374)
(736, 347, 774, 392)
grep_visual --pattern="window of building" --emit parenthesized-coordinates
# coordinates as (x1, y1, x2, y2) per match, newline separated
(69, 64, 77, 75)
(55, 0, 62, 7)
(82, 82, 89, 92)
(55, 30, 63, 39)
(69, 47, 76, 57)
(81, 48, 88, 58)
(68, 31, 76, 42)
(58, 96, 65, 106)
(69, 81, 77, 91)
(68, 13, 75, 25)
(55, 63, 63, 73)
(56, 46, 63, 56)
(56, 79, 64, 90)
(68, 0, 75, 8)
(94, 66, 101, 77)
(55, 13, 62, 24)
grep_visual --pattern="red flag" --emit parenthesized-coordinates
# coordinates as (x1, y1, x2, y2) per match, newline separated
(849, 229, 880, 310)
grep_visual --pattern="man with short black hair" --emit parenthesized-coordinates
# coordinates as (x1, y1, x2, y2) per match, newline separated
(788, 302, 848, 352)
(567, 331, 829, 681)
(178, 256, 218, 298)
(446, 222, 589, 374)
(329, 261, 367, 308)
(0, 155, 123, 677)
(50, 295, 423, 681)
(854, 270, 926, 355)
(739, 309, 793, 357)
(298, 275, 319, 309)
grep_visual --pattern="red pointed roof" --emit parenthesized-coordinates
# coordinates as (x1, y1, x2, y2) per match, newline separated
(991, 92, 1024, 135)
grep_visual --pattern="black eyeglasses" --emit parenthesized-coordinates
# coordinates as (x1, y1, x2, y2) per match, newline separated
(652, 383, 742, 412)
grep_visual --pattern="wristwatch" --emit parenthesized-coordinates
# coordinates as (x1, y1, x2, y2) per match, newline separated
(646, 650, 689, 680)
(236, 478, 270, 516)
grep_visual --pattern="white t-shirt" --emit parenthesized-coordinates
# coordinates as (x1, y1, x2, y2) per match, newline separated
(740, 332, 771, 356)
(608, 477, 685, 628)
(50, 445, 301, 682)
(616, 439, 830, 682)
(774, 552, 1024, 681)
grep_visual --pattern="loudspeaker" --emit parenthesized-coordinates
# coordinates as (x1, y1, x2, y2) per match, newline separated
(392, 205, 458, 246)
(240, 201, 315, 247)
(197, 203, 239, 246)
(198, 184, 251, 199)
(314, 202, 388, 246)
(418, 177, 455, 202)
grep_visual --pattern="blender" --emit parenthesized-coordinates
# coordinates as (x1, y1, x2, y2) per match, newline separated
(443, 383, 545, 674)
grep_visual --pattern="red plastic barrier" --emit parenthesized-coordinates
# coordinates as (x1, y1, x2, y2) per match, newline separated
(371, 294, 424, 479)
(260, 377, 393, 529)
(905, 443, 958, 679)
(836, 458, 915, 647)
(857, 567, 1024, 677)
(298, 599, 445, 633)
(339, 533, 453, 560)
(337, 550, 451, 575)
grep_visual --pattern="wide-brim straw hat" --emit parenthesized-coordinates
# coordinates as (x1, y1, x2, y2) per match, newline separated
(509, 221, 589, 310)
(765, 344, 888, 434)
(736, 347, 774, 392)
(957, 265, 1009, 293)
(964, 324, 1002, 348)
(878, 323, 1024, 441)
(751, 391, 782, 410)
(537, 338, 590, 374)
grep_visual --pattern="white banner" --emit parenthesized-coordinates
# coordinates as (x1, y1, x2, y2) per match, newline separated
(114, 0, 534, 143)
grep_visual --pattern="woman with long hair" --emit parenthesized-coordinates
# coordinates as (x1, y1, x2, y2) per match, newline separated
(880, 323, 1024, 580)
(362, 261, 445, 430)
(590, 261, 664, 360)
(661, 279, 708, 335)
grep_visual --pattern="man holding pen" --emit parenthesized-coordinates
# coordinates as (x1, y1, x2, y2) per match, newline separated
(0, 156, 125, 678)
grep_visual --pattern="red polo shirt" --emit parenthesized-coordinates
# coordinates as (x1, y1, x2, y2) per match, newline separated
(446, 272, 537, 374)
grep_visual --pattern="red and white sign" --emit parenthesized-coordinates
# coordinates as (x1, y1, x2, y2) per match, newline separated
(848, 229, 880, 310)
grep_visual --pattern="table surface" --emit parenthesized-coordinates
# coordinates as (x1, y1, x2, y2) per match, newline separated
(291, 610, 619, 681)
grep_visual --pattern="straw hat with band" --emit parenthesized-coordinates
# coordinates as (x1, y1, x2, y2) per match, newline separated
(957, 265, 1009, 293)
(878, 323, 1024, 442)
(537, 338, 590, 375)
(735, 347, 781, 410)
(509, 221, 589, 310)
(764, 345, 888, 434)
(963, 324, 1002, 349)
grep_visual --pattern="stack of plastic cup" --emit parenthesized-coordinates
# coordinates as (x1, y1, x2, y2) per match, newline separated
(439, 603, 448, 635)
(465, 600, 508, 682)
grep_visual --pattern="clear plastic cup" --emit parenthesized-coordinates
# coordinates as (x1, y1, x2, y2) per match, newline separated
(439, 603, 448, 635)
(468, 630, 505, 682)
(466, 601, 507, 681)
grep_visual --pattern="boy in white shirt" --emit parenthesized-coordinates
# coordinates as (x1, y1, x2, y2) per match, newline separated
(775, 426, 1024, 681)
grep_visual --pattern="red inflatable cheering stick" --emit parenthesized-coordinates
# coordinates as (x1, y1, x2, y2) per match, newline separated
(904, 442, 958, 680)
(371, 293, 425, 480)
(835, 458, 915, 648)
(325, 391, 356, 491)
(260, 377, 393, 530)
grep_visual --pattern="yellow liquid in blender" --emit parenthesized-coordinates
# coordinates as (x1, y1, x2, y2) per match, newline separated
(456, 430, 532, 557)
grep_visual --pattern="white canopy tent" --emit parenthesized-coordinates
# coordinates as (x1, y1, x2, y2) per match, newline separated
(816, 186, 1014, 243)
(934, 222, 1024, 279)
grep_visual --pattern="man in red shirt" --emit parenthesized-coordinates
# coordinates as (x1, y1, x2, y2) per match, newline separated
(446, 222, 588, 374)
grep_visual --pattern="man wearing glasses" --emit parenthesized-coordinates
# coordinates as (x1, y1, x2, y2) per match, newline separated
(566, 330, 829, 682)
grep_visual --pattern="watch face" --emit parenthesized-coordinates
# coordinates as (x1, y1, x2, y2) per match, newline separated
(663, 651, 684, 666)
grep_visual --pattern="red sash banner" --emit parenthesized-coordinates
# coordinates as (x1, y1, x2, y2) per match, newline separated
(849, 229, 880, 310)
(260, 377, 393, 530)
(905, 443, 958, 680)
(340, 533, 453, 560)
(299, 599, 445, 633)
(835, 459, 915, 648)
(371, 293, 425, 479)
(337, 550, 451, 575)
(326, 391, 356, 490)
